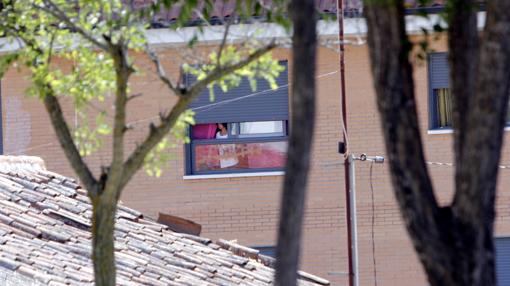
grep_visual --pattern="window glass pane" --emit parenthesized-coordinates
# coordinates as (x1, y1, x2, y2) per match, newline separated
(193, 141, 287, 172)
(230, 123, 238, 136)
(240, 121, 284, 135)
(435, 88, 452, 128)
(252, 246, 276, 258)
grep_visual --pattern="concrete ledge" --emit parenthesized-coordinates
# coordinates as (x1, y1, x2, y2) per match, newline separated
(429, 126, 510, 135)
(427, 129, 453, 135)
(183, 171, 284, 180)
(0, 156, 46, 172)
(0, 12, 487, 54)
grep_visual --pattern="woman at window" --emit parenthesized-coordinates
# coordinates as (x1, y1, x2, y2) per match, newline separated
(216, 123, 239, 168)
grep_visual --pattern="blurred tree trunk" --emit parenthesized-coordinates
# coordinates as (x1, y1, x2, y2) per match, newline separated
(274, 0, 317, 285)
(363, 0, 510, 285)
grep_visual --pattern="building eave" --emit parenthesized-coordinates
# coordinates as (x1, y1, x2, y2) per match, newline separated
(0, 12, 486, 54)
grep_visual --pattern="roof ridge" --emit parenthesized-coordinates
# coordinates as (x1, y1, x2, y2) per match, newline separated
(0, 156, 46, 173)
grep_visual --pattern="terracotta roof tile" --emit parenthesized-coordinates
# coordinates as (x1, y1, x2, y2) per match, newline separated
(0, 156, 330, 285)
(130, 0, 454, 27)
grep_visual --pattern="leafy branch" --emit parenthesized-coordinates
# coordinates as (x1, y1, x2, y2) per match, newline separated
(119, 40, 277, 192)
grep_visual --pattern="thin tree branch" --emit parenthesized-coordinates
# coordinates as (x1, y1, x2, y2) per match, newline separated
(43, 91, 99, 196)
(35, 0, 109, 51)
(216, 17, 234, 67)
(127, 93, 143, 101)
(146, 46, 180, 95)
(6, 27, 99, 196)
(118, 42, 277, 192)
(188, 41, 276, 96)
(107, 41, 134, 194)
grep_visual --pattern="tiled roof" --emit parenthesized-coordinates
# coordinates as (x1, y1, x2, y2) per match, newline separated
(0, 156, 330, 286)
(131, 0, 448, 27)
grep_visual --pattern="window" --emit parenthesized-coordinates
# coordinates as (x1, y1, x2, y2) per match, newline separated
(428, 53, 452, 130)
(190, 121, 288, 173)
(495, 237, 510, 285)
(428, 52, 510, 130)
(185, 62, 289, 175)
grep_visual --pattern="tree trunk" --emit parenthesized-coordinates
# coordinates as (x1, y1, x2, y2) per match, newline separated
(363, 0, 510, 285)
(274, 0, 317, 285)
(91, 193, 117, 286)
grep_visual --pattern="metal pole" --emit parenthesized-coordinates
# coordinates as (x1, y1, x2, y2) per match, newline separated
(348, 154, 359, 286)
(347, 154, 384, 285)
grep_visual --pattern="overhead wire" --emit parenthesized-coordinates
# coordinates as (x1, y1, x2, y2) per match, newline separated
(426, 161, 510, 169)
(193, 70, 340, 114)
(6, 69, 340, 155)
(126, 69, 340, 126)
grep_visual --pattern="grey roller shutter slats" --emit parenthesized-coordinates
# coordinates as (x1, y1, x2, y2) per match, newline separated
(187, 61, 289, 124)
(496, 237, 510, 286)
(429, 52, 449, 89)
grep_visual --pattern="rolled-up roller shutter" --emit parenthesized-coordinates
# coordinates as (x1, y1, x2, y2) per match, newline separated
(187, 61, 289, 124)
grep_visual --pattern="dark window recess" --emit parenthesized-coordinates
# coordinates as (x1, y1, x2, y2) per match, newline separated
(185, 62, 289, 175)
(428, 52, 510, 129)
(253, 246, 276, 258)
(496, 237, 510, 286)
(434, 88, 452, 128)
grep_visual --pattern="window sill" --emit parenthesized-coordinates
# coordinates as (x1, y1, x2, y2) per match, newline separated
(427, 129, 453, 135)
(183, 171, 285, 180)
(428, 126, 510, 135)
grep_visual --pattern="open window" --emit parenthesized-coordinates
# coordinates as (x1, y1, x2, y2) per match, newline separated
(428, 52, 510, 130)
(428, 52, 452, 130)
(185, 62, 289, 175)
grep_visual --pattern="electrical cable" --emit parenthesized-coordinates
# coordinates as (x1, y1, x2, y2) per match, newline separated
(187, 70, 341, 113)
(426, 161, 510, 169)
(127, 69, 339, 126)
(6, 69, 340, 155)
(369, 161, 378, 286)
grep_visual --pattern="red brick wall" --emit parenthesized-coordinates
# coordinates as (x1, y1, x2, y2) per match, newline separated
(2, 35, 510, 286)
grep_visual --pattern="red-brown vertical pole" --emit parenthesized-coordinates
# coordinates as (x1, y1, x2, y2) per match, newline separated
(337, 0, 353, 286)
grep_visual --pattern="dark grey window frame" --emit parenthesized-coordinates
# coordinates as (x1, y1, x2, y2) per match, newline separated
(428, 52, 451, 130)
(184, 61, 289, 176)
(428, 52, 510, 131)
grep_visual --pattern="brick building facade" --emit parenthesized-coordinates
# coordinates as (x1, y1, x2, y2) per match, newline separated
(1, 14, 509, 286)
